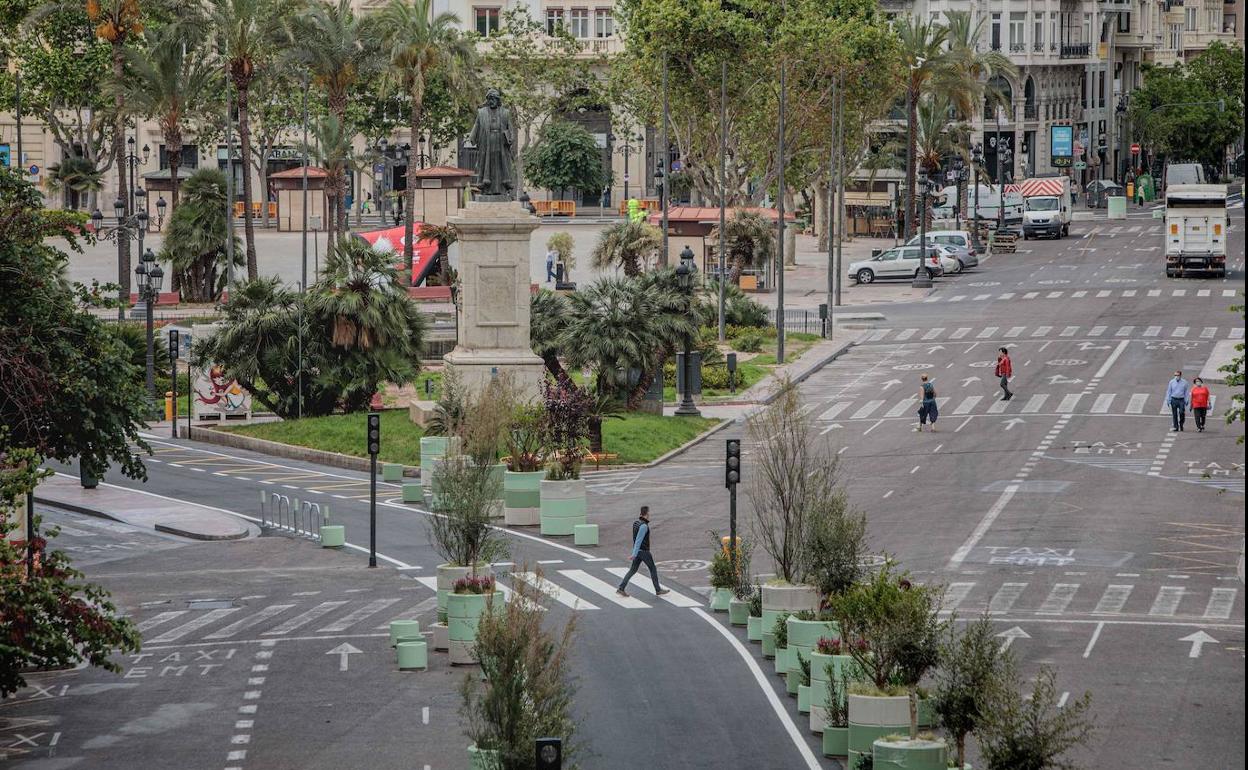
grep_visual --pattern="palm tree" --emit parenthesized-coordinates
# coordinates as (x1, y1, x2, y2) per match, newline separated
(418, 222, 458, 285)
(914, 94, 973, 229)
(45, 154, 104, 209)
(310, 236, 421, 354)
(589, 220, 662, 277)
(210, 0, 278, 280)
(117, 23, 218, 209)
(941, 10, 1017, 120)
(376, 0, 476, 269)
(310, 114, 356, 245)
(896, 16, 951, 239)
(709, 210, 776, 283)
(160, 168, 243, 302)
(530, 289, 571, 385)
(283, 0, 377, 235)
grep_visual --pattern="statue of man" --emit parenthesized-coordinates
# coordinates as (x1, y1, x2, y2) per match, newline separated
(468, 88, 515, 199)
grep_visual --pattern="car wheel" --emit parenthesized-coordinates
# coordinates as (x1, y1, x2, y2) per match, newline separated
(1021, 231, 1028, 240)
(856, 269, 874, 284)
(927, 269, 937, 280)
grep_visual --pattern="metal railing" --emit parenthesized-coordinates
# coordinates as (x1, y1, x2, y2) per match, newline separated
(1060, 43, 1090, 58)
(766, 308, 826, 335)
(260, 491, 326, 542)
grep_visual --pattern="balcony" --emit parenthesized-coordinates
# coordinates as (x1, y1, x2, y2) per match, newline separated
(1060, 42, 1091, 58)
(1024, 104, 1038, 120)
(576, 37, 622, 56)
(1033, 42, 1046, 52)
(1009, 42, 1027, 53)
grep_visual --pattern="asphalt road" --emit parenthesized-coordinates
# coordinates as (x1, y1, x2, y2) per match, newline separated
(18, 204, 1244, 769)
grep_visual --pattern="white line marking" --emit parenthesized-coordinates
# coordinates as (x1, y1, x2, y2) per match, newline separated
(604, 568, 701, 607)
(988, 583, 1028, 614)
(949, 485, 1019, 569)
(1037, 584, 1080, 614)
(512, 571, 599, 610)
(147, 608, 240, 643)
(559, 569, 649, 608)
(205, 605, 295, 640)
(1204, 588, 1237, 620)
(136, 611, 188, 632)
(1149, 586, 1186, 617)
(265, 601, 349, 635)
(317, 599, 401, 633)
(1093, 585, 1133, 614)
(1082, 622, 1105, 658)
(1092, 340, 1130, 380)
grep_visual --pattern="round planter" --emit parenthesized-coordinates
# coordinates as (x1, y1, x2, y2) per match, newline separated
(435, 563, 492, 624)
(485, 463, 506, 519)
(728, 598, 750, 626)
(467, 744, 500, 770)
(822, 726, 849, 758)
(848, 694, 911, 765)
(774, 646, 791, 676)
(761, 583, 819, 645)
(871, 737, 948, 770)
(396, 640, 427, 671)
(747, 614, 763, 641)
(808, 651, 835, 716)
(809, 705, 829, 735)
(709, 587, 733, 612)
(762, 630, 776, 659)
(503, 470, 543, 526)
(319, 525, 345, 548)
(389, 619, 422, 647)
(787, 618, 838, 687)
(420, 436, 456, 504)
(797, 683, 811, 714)
(447, 590, 499, 666)
(786, 659, 801, 694)
(539, 478, 587, 536)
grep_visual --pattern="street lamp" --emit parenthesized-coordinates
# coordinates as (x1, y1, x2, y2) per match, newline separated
(92, 191, 149, 316)
(134, 247, 164, 407)
(912, 169, 933, 289)
(156, 196, 167, 230)
(950, 157, 966, 230)
(674, 246, 702, 417)
(971, 143, 983, 230)
(610, 131, 643, 204)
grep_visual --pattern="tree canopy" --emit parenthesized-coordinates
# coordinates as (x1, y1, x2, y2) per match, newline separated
(524, 119, 607, 199)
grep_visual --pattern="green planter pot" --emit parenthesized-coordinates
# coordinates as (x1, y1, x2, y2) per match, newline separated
(787, 618, 838, 691)
(917, 697, 936, 728)
(467, 744, 501, 770)
(447, 590, 499, 666)
(797, 683, 811, 713)
(774, 646, 791, 676)
(808, 651, 835, 715)
(762, 631, 776, 658)
(486, 463, 506, 519)
(389, 619, 421, 647)
(848, 693, 911, 767)
(871, 737, 948, 770)
(435, 563, 472, 623)
(319, 525, 345, 548)
(709, 587, 733, 612)
(540, 478, 587, 536)
(747, 615, 763, 641)
(786, 663, 801, 694)
(382, 463, 404, 482)
(729, 598, 750, 626)
(822, 726, 849, 757)
(420, 436, 457, 504)
(503, 470, 543, 526)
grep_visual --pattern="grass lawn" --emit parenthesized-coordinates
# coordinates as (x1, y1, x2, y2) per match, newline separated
(222, 408, 718, 467)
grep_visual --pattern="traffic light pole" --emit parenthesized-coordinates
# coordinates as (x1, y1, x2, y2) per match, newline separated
(367, 412, 380, 568)
(725, 438, 741, 575)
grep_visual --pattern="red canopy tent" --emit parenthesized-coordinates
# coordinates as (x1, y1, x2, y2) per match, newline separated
(354, 225, 441, 285)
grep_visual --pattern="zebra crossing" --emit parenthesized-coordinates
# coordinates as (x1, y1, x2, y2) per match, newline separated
(918, 287, 1240, 306)
(132, 566, 703, 645)
(941, 579, 1242, 621)
(862, 323, 1243, 343)
(812, 391, 1217, 421)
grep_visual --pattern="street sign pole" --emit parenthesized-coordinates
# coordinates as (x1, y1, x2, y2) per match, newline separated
(168, 329, 179, 438)
(367, 413, 380, 568)
(725, 439, 741, 575)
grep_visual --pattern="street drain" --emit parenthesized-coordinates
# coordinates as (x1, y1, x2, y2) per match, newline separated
(186, 598, 237, 610)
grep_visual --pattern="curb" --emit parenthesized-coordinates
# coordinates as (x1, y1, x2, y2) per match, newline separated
(643, 418, 735, 467)
(192, 426, 417, 477)
(759, 335, 861, 406)
(33, 494, 249, 542)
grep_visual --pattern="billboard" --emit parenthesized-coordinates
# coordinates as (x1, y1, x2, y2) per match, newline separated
(1050, 125, 1074, 168)
(0, 144, 9, 168)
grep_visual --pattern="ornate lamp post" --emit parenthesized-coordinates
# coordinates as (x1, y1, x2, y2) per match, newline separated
(971, 143, 983, 232)
(912, 169, 933, 289)
(674, 246, 702, 417)
(91, 194, 149, 318)
(156, 195, 167, 231)
(133, 247, 164, 406)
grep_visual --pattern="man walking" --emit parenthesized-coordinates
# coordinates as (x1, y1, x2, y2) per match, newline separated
(545, 246, 558, 283)
(1190, 377, 1210, 432)
(995, 347, 1014, 401)
(1166, 370, 1191, 432)
(617, 506, 670, 597)
(915, 374, 939, 432)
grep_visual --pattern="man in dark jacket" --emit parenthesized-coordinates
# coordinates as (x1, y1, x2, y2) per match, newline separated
(616, 506, 670, 597)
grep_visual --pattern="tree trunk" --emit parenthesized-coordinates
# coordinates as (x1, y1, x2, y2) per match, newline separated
(956, 735, 966, 769)
(260, 152, 270, 228)
(626, 366, 654, 410)
(908, 689, 918, 739)
(905, 89, 918, 240)
(541, 352, 572, 386)
(588, 416, 603, 454)
(111, 42, 130, 301)
(405, 101, 423, 266)
(236, 83, 259, 280)
(168, 134, 182, 209)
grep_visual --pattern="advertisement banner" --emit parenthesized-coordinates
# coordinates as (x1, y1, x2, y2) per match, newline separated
(1050, 125, 1074, 168)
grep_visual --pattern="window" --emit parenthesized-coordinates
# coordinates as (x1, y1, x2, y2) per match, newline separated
(1034, 12, 1044, 50)
(594, 8, 613, 37)
(1184, 7, 1196, 30)
(546, 8, 564, 35)
(1009, 12, 1026, 51)
(991, 13, 1001, 50)
(1050, 12, 1058, 49)
(1082, 13, 1091, 44)
(569, 8, 589, 38)
(1169, 22, 1182, 49)
(474, 7, 499, 36)
(1224, 13, 1236, 34)
(1208, 9, 1220, 31)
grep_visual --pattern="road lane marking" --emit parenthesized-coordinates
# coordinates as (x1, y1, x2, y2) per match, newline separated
(1061, 326, 1079, 336)
(861, 419, 886, 436)
(851, 400, 886, 419)
(1021, 394, 1048, 413)
(942, 582, 975, 613)
(951, 327, 971, 339)
(1082, 622, 1105, 658)
(987, 397, 1010, 414)
(148, 608, 240, 643)
(1088, 325, 1106, 336)
(1056, 394, 1083, 413)
(1173, 326, 1188, 337)
(1203, 588, 1237, 620)
(1037, 584, 1080, 615)
(205, 604, 295, 640)
(976, 326, 999, 339)
(818, 402, 852, 421)
(988, 583, 1028, 614)
(136, 611, 189, 632)
(376, 597, 439, 628)
(1092, 340, 1130, 380)
(604, 568, 701, 607)
(559, 569, 650, 608)
(316, 599, 401, 633)
(922, 327, 945, 340)
(1093, 585, 1133, 614)
(949, 483, 1019, 569)
(885, 397, 916, 418)
(1149, 586, 1186, 616)
(1125, 394, 1148, 414)
(512, 571, 599, 610)
(953, 396, 982, 414)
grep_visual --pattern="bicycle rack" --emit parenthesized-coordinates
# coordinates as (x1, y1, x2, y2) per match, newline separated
(259, 491, 326, 543)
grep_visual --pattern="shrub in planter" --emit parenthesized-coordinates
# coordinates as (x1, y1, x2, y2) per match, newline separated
(746, 585, 764, 641)
(503, 405, 546, 527)
(448, 575, 500, 665)
(933, 616, 1008, 770)
(708, 545, 735, 612)
(796, 651, 812, 710)
(820, 669, 851, 756)
(772, 612, 792, 675)
(539, 381, 591, 535)
(976, 659, 1095, 770)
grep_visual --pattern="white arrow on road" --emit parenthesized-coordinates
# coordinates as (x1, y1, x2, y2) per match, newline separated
(996, 626, 1030, 652)
(1002, 418, 1026, 431)
(1179, 631, 1219, 658)
(327, 642, 363, 671)
(1046, 374, 1084, 385)
(881, 379, 903, 390)
(960, 376, 981, 387)
(927, 345, 946, 354)
(1076, 342, 1112, 351)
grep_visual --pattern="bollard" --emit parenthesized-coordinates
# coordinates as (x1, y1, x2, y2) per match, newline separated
(165, 391, 174, 421)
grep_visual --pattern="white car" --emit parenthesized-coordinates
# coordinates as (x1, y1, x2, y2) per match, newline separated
(849, 245, 944, 284)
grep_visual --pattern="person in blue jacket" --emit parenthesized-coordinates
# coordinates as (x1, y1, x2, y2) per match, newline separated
(616, 506, 670, 597)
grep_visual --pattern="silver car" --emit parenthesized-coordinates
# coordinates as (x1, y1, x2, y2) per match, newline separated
(848, 245, 944, 284)
(904, 231, 981, 272)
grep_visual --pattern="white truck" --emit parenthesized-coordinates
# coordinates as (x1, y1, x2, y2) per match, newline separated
(1164, 184, 1228, 277)
(933, 184, 1022, 224)
(1020, 177, 1072, 239)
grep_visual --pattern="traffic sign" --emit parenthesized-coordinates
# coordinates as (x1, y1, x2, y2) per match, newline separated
(670, 160, 682, 172)
(1074, 161, 1088, 169)
(373, 163, 386, 174)
(1130, 143, 1141, 155)
(28, 164, 39, 176)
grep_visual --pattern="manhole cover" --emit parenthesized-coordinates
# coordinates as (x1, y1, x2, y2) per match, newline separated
(1045, 359, 1087, 366)
(892, 363, 934, 371)
(186, 598, 236, 610)
(981, 480, 1073, 494)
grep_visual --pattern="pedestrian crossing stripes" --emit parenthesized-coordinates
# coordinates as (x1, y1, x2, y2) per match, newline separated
(316, 598, 400, 632)
(916, 287, 1239, 305)
(148, 608, 241, 643)
(940, 581, 1239, 620)
(810, 391, 1217, 420)
(861, 324, 1241, 344)
(205, 604, 295, 640)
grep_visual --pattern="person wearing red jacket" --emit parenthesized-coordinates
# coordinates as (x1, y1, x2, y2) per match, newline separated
(1190, 377, 1211, 432)
(995, 347, 1014, 401)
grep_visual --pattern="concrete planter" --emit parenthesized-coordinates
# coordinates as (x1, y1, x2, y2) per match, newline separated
(389, 619, 422, 647)
(382, 463, 404, 482)
(420, 436, 458, 504)
(786, 657, 802, 694)
(539, 478, 587, 536)
(709, 587, 733, 612)
(747, 614, 763, 641)
(503, 470, 543, 526)
(762, 630, 776, 658)
(447, 590, 499, 666)
(810, 705, 830, 736)
(822, 726, 849, 757)
(436, 564, 472, 623)
(848, 694, 911, 770)
(432, 621, 449, 652)
(787, 618, 838, 690)
(761, 583, 819, 641)
(729, 598, 750, 626)
(319, 525, 345, 547)
(808, 651, 835, 717)
(396, 640, 428, 671)
(467, 745, 501, 770)
(774, 646, 791, 676)
(871, 737, 948, 770)
(486, 463, 506, 519)
(401, 482, 423, 503)
(798, 683, 811, 714)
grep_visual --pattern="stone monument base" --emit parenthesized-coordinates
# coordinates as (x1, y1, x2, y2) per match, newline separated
(443, 348, 545, 402)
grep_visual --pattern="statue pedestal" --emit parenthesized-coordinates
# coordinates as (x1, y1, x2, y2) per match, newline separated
(443, 200, 545, 401)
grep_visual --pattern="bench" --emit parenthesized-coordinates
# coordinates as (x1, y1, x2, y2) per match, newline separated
(532, 200, 577, 217)
(585, 451, 619, 469)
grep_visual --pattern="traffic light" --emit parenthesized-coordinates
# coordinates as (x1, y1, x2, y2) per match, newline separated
(367, 413, 380, 456)
(725, 438, 741, 488)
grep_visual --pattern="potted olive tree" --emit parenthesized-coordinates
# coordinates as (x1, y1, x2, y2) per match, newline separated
(462, 565, 579, 769)
(503, 405, 545, 527)
(746, 586, 764, 641)
(977, 659, 1095, 770)
(727, 540, 754, 626)
(933, 615, 1009, 769)
(447, 574, 501, 665)
(539, 381, 591, 536)
(421, 372, 465, 507)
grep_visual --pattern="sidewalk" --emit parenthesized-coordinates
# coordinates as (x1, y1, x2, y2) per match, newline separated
(35, 471, 255, 541)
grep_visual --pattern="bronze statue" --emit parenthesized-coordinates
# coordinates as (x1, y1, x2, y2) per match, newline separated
(468, 88, 515, 200)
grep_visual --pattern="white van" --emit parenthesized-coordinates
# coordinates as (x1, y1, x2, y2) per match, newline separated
(1164, 184, 1228, 277)
(937, 184, 1022, 224)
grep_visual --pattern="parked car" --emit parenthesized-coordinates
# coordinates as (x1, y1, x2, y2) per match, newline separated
(903, 231, 981, 272)
(849, 245, 944, 284)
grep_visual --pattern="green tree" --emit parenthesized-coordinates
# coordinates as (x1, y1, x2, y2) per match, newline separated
(160, 168, 243, 302)
(245, 61, 306, 229)
(116, 21, 218, 208)
(933, 615, 1009, 768)
(523, 119, 606, 202)
(530, 289, 572, 385)
(588, 219, 660, 277)
(376, 0, 475, 267)
(309, 113, 358, 245)
(45, 153, 104, 209)
(977, 660, 1095, 770)
(709, 209, 775, 283)
(1221, 302, 1244, 439)
(0, 169, 152, 480)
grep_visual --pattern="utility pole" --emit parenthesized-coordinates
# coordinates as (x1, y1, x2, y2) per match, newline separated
(834, 71, 844, 308)
(825, 75, 837, 320)
(718, 60, 727, 343)
(775, 22, 787, 365)
(660, 58, 670, 267)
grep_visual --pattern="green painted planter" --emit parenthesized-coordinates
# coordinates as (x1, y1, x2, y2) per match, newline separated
(709, 587, 733, 612)
(396, 640, 427, 671)
(503, 470, 543, 526)
(447, 590, 498, 665)
(917, 697, 936, 728)
(435, 563, 472, 623)
(420, 436, 456, 504)
(786, 660, 801, 694)
(573, 523, 599, 545)
(808, 651, 835, 714)
(787, 618, 838, 690)
(382, 463, 404, 482)
(871, 737, 948, 770)
(774, 646, 791, 676)
(540, 478, 587, 536)
(762, 631, 776, 658)
(823, 726, 849, 757)
(729, 598, 750, 626)
(389, 619, 421, 646)
(747, 614, 763, 641)
(467, 744, 501, 770)
(319, 525, 345, 547)
(486, 463, 506, 519)
(798, 683, 811, 713)
(848, 693, 911, 767)
(401, 482, 423, 503)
